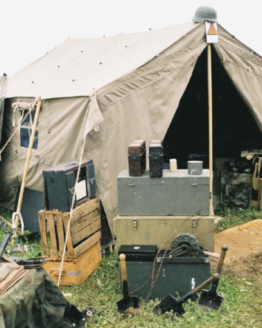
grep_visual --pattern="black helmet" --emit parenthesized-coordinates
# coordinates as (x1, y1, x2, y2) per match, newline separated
(193, 6, 217, 23)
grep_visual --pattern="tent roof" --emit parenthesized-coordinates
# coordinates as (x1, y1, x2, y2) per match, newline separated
(6, 22, 199, 100)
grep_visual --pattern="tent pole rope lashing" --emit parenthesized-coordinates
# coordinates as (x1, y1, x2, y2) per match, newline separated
(207, 44, 214, 216)
(12, 98, 42, 240)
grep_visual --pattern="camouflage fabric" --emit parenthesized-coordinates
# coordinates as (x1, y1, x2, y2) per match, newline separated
(220, 172, 252, 209)
(0, 268, 86, 328)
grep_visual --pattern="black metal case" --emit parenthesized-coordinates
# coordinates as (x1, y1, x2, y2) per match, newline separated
(149, 141, 163, 178)
(118, 247, 211, 300)
(43, 159, 96, 212)
(128, 140, 146, 177)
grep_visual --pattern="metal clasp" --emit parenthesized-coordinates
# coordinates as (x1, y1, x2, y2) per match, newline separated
(133, 218, 138, 231)
(192, 219, 198, 230)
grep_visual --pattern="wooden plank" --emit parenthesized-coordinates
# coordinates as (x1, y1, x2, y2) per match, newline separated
(71, 208, 100, 227)
(43, 241, 102, 285)
(72, 219, 101, 245)
(62, 213, 75, 258)
(73, 230, 101, 258)
(258, 178, 262, 211)
(47, 213, 58, 257)
(71, 211, 100, 236)
(38, 211, 49, 257)
(56, 212, 65, 257)
(70, 198, 100, 223)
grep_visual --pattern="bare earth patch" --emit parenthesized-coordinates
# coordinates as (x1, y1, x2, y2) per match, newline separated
(214, 219, 262, 281)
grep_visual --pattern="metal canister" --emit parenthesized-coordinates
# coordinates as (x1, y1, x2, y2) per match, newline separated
(188, 161, 203, 175)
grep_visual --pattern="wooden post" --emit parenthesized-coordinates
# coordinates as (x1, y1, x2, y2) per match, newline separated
(258, 178, 262, 211)
(207, 44, 214, 216)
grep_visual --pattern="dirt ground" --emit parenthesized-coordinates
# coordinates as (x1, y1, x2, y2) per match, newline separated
(213, 220, 262, 281)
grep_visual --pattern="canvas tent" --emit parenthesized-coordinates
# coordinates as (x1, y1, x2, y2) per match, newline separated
(1, 21, 262, 229)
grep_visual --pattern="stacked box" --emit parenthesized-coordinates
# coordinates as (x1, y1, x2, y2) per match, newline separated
(38, 198, 101, 285)
(118, 169, 210, 216)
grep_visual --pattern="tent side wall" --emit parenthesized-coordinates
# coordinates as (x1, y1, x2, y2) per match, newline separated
(214, 25, 262, 131)
(0, 96, 90, 210)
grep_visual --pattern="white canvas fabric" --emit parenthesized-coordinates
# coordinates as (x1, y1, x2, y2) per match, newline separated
(6, 22, 199, 99)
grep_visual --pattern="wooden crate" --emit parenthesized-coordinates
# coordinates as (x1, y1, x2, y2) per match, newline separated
(38, 198, 101, 259)
(43, 240, 102, 285)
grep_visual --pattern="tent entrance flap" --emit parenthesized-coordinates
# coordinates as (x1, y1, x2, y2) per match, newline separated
(163, 47, 262, 206)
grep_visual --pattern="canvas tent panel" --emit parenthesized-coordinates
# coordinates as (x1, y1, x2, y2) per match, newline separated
(6, 23, 199, 99)
(214, 25, 262, 132)
(0, 97, 90, 209)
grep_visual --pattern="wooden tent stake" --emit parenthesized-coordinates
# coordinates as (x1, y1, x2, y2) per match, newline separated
(207, 44, 214, 216)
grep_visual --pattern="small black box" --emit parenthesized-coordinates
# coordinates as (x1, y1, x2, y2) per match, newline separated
(43, 159, 96, 212)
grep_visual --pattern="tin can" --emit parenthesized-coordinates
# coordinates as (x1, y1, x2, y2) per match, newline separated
(188, 161, 203, 175)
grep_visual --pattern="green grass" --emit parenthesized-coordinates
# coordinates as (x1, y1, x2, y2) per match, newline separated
(1, 208, 262, 327)
(216, 208, 262, 232)
(62, 254, 262, 328)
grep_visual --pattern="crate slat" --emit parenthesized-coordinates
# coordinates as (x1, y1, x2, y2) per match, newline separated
(38, 210, 49, 257)
(56, 212, 65, 257)
(62, 213, 76, 258)
(71, 198, 100, 223)
(72, 219, 101, 245)
(47, 213, 58, 257)
(71, 210, 100, 236)
(73, 230, 101, 258)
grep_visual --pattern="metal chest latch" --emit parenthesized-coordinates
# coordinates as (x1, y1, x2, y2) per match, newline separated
(192, 219, 198, 230)
(133, 218, 138, 231)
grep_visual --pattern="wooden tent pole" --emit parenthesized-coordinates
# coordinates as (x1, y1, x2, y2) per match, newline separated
(207, 44, 214, 216)
(13, 99, 42, 233)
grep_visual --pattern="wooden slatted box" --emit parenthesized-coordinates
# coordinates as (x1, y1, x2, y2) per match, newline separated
(38, 198, 102, 285)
